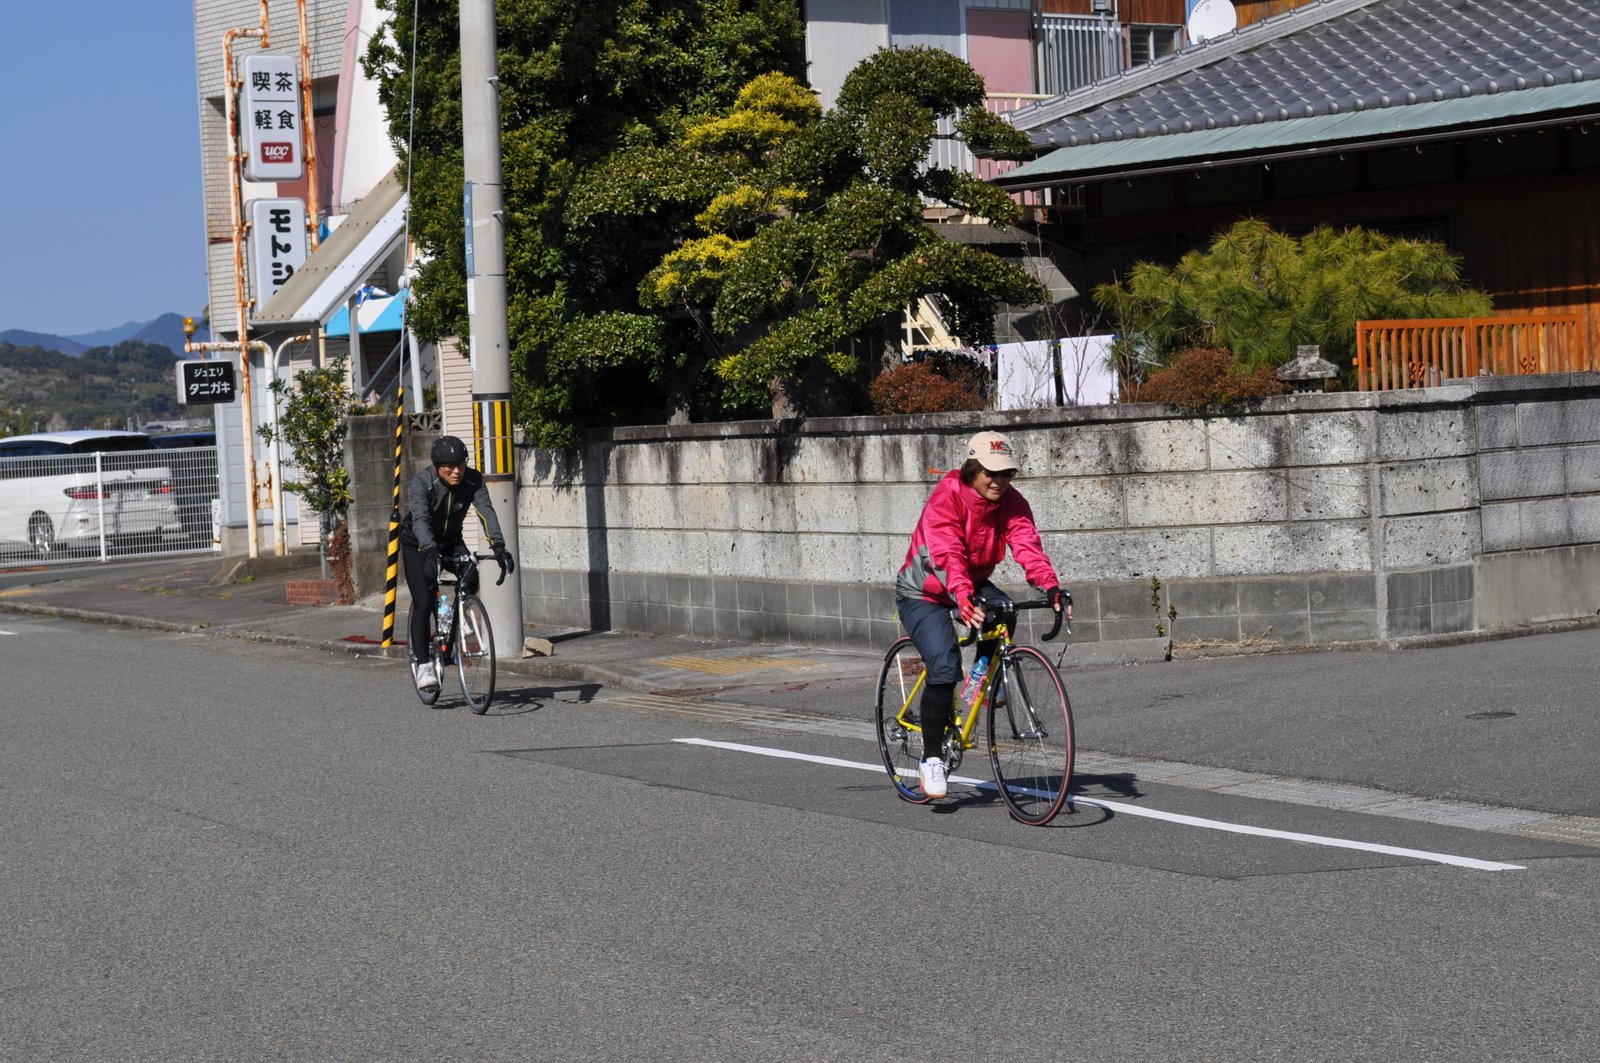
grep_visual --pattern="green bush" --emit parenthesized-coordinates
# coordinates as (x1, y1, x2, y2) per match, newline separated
(1094, 219, 1493, 377)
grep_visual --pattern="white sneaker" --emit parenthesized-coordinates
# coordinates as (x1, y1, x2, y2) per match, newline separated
(918, 758, 948, 799)
(413, 661, 440, 692)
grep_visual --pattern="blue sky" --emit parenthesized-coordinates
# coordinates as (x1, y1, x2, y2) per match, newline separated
(0, 4, 207, 336)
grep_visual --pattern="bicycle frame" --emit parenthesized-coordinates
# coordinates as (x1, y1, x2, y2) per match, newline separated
(432, 557, 479, 658)
(887, 614, 1017, 765)
(877, 593, 1072, 823)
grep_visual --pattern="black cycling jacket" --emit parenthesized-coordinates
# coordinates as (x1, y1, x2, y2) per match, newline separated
(400, 466, 506, 554)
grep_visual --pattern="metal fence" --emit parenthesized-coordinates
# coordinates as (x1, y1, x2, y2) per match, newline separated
(0, 446, 220, 568)
(1036, 12, 1123, 97)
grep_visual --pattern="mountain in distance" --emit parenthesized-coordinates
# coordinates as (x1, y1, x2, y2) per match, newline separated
(0, 313, 209, 358)
(132, 313, 211, 353)
(66, 319, 148, 347)
(0, 329, 87, 356)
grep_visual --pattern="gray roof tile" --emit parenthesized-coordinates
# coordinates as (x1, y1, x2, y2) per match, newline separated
(1013, 0, 1600, 150)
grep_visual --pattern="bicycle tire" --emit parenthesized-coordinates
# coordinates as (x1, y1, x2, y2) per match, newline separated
(405, 604, 441, 706)
(987, 644, 1073, 825)
(455, 594, 496, 713)
(875, 637, 934, 804)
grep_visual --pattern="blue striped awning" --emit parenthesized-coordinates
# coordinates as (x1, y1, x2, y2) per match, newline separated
(324, 291, 407, 337)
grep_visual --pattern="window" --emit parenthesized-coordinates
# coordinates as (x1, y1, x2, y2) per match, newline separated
(1129, 24, 1181, 67)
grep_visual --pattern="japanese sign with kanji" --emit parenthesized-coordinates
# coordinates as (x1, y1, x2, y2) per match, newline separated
(248, 197, 308, 308)
(241, 55, 303, 181)
(176, 360, 239, 406)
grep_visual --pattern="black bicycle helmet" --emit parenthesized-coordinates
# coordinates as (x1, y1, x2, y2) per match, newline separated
(431, 435, 469, 465)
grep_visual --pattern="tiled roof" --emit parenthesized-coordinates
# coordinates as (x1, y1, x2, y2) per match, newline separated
(1011, 0, 1600, 151)
(997, 79, 1600, 188)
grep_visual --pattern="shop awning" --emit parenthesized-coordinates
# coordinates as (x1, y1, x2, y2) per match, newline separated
(323, 290, 407, 337)
(251, 167, 407, 330)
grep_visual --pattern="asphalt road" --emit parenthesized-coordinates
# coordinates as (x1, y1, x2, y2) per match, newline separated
(3, 615, 1597, 1060)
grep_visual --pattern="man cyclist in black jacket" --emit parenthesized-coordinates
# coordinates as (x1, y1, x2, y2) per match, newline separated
(401, 435, 514, 693)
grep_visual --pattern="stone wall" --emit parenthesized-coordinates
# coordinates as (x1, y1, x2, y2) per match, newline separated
(495, 374, 1600, 649)
(345, 413, 439, 597)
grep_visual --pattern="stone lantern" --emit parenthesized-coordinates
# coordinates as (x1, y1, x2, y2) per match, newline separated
(1276, 345, 1339, 393)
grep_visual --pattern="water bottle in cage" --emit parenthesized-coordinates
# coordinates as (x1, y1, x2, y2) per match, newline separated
(436, 589, 454, 638)
(958, 654, 989, 712)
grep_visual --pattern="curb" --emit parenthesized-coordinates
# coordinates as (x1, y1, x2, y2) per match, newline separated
(1062, 636, 1172, 667)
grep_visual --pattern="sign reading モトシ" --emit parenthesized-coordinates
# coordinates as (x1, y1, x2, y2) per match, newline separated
(249, 197, 308, 308)
(241, 55, 303, 181)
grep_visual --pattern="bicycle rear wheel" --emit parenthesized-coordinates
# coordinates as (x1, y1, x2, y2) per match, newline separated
(875, 637, 933, 803)
(404, 605, 441, 706)
(987, 645, 1073, 825)
(455, 594, 496, 713)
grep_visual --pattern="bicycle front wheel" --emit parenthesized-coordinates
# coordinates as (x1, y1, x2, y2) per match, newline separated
(987, 645, 1073, 825)
(455, 594, 496, 713)
(875, 637, 932, 803)
(404, 605, 441, 706)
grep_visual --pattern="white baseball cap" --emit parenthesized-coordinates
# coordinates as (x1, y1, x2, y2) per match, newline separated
(964, 431, 1019, 473)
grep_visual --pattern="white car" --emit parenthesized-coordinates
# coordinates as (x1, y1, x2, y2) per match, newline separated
(0, 431, 183, 558)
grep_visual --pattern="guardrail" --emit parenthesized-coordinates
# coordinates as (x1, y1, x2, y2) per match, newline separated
(1354, 314, 1588, 391)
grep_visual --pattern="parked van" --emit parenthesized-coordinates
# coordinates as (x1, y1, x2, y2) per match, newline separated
(149, 430, 220, 544)
(0, 431, 182, 557)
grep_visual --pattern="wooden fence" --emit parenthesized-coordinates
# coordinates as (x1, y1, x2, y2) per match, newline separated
(1354, 315, 1588, 391)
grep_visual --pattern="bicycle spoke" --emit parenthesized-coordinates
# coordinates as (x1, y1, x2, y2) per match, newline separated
(987, 646, 1073, 825)
(875, 638, 932, 803)
(456, 595, 496, 713)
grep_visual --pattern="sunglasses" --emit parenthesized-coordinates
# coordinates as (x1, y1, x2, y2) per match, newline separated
(984, 467, 1017, 480)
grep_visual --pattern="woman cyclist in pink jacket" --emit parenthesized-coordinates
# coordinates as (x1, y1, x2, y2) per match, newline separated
(894, 431, 1069, 798)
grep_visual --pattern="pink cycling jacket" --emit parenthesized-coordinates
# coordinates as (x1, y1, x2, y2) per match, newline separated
(895, 469, 1058, 607)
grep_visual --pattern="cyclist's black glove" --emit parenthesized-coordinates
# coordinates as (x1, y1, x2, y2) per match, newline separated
(1047, 586, 1071, 613)
(493, 544, 514, 585)
(423, 547, 441, 583)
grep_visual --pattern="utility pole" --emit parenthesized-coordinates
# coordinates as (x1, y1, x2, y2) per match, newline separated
(459, 0, 524, 657)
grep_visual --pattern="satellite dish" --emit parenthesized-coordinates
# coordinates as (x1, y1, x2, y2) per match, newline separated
(1187, 0, 1237, 43)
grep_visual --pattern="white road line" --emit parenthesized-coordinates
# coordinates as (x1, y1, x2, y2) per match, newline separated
(673, 738, 1526, 872)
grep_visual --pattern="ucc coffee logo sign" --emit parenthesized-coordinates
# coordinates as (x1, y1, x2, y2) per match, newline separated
(241, 55, 303, 181)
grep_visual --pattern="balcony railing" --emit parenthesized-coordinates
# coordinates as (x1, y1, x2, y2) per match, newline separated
(1036, 12, 1123, 96)
(1354, 314, 1588, 391)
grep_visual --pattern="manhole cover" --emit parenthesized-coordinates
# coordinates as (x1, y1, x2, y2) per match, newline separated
(1466, 710, 1517, 720)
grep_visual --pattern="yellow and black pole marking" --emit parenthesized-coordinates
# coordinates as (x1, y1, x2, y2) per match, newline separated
(381, 385, 405, 648)
(472, 393, 515, 480)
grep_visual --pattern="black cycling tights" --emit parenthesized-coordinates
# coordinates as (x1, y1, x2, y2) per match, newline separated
(400, 544, 437, 664)
(920, 681, 956, 762)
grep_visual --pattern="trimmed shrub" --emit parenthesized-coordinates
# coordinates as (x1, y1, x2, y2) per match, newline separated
(1122, 346, 1288, 410)
(870, 355, 988, 415)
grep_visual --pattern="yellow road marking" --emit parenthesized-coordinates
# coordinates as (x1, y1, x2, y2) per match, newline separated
(648, 654, 821, 675)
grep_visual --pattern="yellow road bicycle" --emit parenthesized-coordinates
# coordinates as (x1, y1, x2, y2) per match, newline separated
(875, 593, 1074, 825)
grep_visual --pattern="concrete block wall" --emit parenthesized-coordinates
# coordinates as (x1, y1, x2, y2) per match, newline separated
(1473, 375, 1600, 627)
(503, 374, 1600, 649)
(345, 414, 438, 597)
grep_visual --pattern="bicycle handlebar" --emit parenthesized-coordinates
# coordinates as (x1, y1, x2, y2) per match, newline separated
(444, 550, 511, 586)
(960, 593, 1070, 645)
